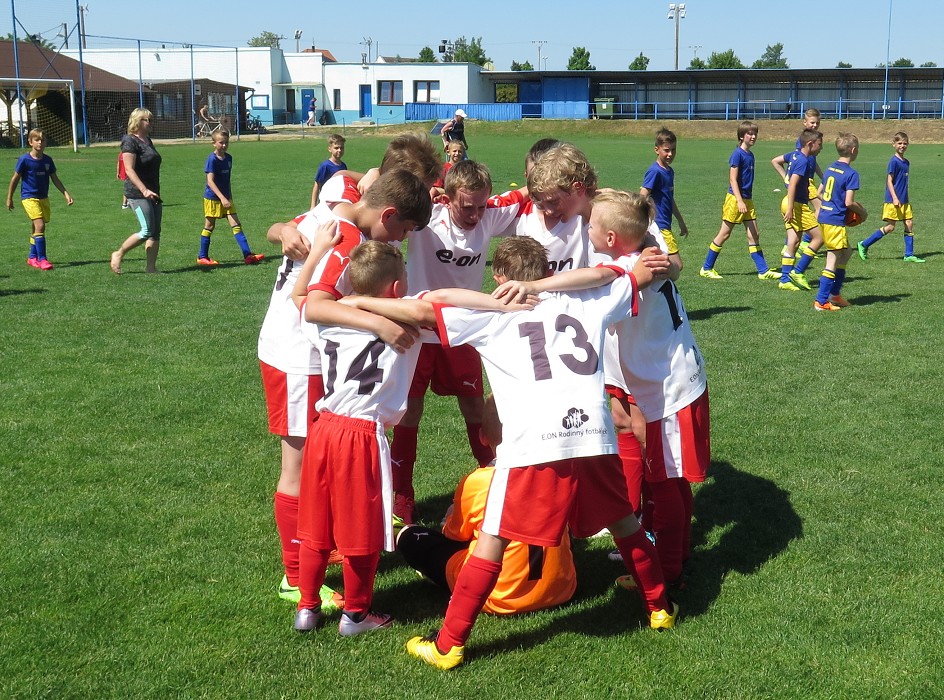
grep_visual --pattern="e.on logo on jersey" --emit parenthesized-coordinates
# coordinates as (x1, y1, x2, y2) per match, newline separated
(435, 249, 481, 267)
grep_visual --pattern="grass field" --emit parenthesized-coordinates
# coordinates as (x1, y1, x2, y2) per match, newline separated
(2, 122, 943, 699)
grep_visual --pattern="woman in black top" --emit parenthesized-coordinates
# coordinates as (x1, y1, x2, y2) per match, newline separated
(111, 108, 163, 274)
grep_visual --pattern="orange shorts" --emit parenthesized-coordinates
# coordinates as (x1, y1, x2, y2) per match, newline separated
(481, 455, 633, 546)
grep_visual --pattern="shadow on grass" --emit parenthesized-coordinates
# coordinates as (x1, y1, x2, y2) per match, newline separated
(683, 459, 803, 616)
(0, 287, 47, 297)
(387, 460, 801, 657)
(57, 260, 106, 268)
(688, 306, 752, 321)
(848, 292, 911, 306)
(155, 260, 274, 275)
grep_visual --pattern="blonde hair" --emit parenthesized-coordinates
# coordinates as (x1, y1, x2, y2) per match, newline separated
(348, 241, 405, 297)
(592, 190, 653, 248)
(328, 134, 346, 147)
(835, 132, 858, 157)
(212, 129, 230, 141)
(526, 143, 598, 199)
(492, 237, 548, 282)
(127, 108, 153, 135)
(804, 107, 821, 119)
(27, 128, 45, 142)
(443, 160, 491, 198)
(380, 133, 441, 185)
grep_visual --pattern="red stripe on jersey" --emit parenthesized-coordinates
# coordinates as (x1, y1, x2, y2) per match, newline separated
(432, 302, 454, 347)
(487, 188, 526, 214)
(309, 220, 363, 299)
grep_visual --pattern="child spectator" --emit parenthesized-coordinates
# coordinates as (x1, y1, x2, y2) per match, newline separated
(778, 129, 824, 291)
(857, 131, 924, 263)
(641, 128, 688, 271)
(813, 133, 867, 311)
(494, 190, 709, 590)
(351, 236, 676, 669)
(310, 134, 347, 210)
(396, 393, 577, 615)
(431, 140, 465, 193)
(257, 169, 432, 606)
(389, 160, 527, 523)
(196, 130, 265, 267)
(117, 153, 129, 209)
(6, 128, 73, 270)
(699, 121, 779, 281)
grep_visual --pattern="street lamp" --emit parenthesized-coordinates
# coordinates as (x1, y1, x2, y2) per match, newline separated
(667, 3, 686, 70)
(294, 30, 303, 53)
(532, 40, 547, 71)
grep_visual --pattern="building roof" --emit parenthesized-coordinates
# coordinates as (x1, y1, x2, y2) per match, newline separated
(302, 47, 337, 62)
(0, 40, 146, 92)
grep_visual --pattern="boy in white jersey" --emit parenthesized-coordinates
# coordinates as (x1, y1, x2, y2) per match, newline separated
(390, 160, 527, 523)
(339, 236, 678, 668)
(257, 170, 432, 604)
(494, 190, 710, 589)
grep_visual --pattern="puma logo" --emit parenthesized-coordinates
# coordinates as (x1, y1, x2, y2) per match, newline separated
(462, 379, 479, 390)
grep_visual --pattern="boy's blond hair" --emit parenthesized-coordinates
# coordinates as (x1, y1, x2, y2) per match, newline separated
(492, 237, 548, 282)
(526, 143, 598, 198)
(592, 190, 653, 249)
(27, 128, 44, 142)
(362, 169, 433, 228)
(804, 107, 821, 119)
(348, 240, 405, 296)
(212, 128, 230, 141)
(127, 108, 153, 135)
(737, 120, 758, 141)
(524, 138, 560, 172)
(380, 133, 441, 185)
(835, 132, 858, 157)
(655, 127, 677, 147)
(443, 160, 491, 198)
(893, 131, 909, 143)
(328, 133, 346, 148)
(446, 141, 466, 155)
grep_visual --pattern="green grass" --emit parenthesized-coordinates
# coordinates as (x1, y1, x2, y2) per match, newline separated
(2, 126, 943, 699)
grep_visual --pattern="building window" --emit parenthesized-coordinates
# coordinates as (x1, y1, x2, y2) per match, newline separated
(333, 89, 341, 110)
(414, 80, 440, 103)
(377, 80, 403, 105)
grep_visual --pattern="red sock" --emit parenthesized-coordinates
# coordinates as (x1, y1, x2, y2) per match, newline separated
(390, 426, 419, 496)
(274, 491, 300, 585)
(617, 432, 643, 513)
(613, 529, 668, 612)
(298, 541, 330, 610)
(646, 478, 686, 583)
(465, 422, 494, 466)
(437, 555, 501, 652)
(341, 552, 381, 615)
(678, 479, 694, 565)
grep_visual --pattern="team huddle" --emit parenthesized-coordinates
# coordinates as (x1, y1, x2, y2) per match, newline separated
(256, 132, 709, 669)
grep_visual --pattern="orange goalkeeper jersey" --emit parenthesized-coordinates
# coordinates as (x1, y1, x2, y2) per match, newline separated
(443, 466, 576, 615)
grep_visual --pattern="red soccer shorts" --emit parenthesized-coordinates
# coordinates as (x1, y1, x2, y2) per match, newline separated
(644, 389, 711, 483)
(260, 361, 323, 438)
(408, 342, 484, 398)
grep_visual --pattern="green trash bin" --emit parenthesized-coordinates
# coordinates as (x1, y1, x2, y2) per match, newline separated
(594, 97, 615, 119)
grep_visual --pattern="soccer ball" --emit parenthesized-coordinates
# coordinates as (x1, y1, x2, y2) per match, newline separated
(845, 208, 867, 227)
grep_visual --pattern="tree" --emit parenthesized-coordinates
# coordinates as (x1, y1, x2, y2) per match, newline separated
(921, 61, 938, 68)
(1, 33, 57, 50)
(892, 57, 914, 67)
(706, 49, 745, 69)
(688, 56, 708, 70)
(445, 36, 491, 66)
(417, 46, 437, 63)
(837, 61, 852, 68)
(510, 60, 534, 71)
(752, 43, 789, 69)
(247, 31, 283, 49)
(628, 52, 650, 71)
(496, 84, 518, 103)
(567, 47, 595, 71)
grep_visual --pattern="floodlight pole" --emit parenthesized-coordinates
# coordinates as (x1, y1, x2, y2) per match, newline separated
(532, 40, 546, 71)
(668, 3, 686, 70)
(882, 0, 893, 118)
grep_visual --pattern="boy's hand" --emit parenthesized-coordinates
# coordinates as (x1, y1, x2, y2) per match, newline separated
(376, 318, 420, 354)
(6, 198, 12, 210)
(311, 218, 341, 253)
(220, 197, 232, 209)
(275, 223, 310, 260)
(632, 247, 670, 288)
(491, 279, 535, 304)
(64, 192, 74, 206)
(357, 168, 381, 195)
(678, 223, 689, 238)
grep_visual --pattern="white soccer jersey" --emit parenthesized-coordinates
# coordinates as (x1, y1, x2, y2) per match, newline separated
(516, 200, 590, 275)
(406, 191, 524, 295)
(603, 254, 707, 420)
(317, 172, 361, 208)
(257, 213, 363, 374)
(306, 322, 436, 426)
(435, 274, 639, 469)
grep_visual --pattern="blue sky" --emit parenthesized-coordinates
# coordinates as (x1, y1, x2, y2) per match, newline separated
(12, 0, 942, 72)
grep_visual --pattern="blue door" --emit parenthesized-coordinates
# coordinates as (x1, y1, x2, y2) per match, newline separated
(301, 88, 315, 122)
(359, 85, 372, 118)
